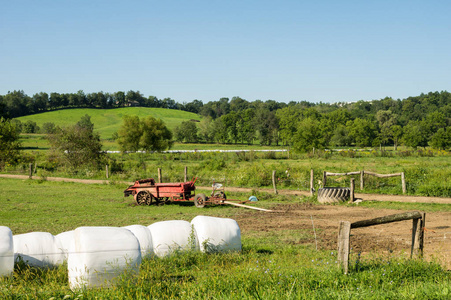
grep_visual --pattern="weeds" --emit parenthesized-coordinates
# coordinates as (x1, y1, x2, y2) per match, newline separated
(2, 251, 449, 299)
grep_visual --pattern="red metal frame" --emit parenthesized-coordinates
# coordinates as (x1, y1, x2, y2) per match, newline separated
(124, 177, 198, 204)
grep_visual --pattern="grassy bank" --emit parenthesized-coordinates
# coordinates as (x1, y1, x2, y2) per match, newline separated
(16, 107, 202, 140)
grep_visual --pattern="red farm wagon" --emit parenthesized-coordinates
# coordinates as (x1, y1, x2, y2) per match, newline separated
(123, 178, 227, 208)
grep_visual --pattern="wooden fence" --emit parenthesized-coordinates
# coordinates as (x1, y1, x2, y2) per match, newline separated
(129, 167, 405, 196)
(337, 211, 426, 274)
(323, 170, 406, 194)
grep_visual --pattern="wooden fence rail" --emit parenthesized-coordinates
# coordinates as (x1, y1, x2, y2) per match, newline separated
(338, 211, 425, 274)
(324, 170, 406, 194)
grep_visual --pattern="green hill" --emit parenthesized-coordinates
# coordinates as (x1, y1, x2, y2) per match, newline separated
(16, 107, 202, 140)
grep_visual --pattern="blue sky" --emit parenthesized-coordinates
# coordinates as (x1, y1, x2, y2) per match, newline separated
(1, 0, 450, 104)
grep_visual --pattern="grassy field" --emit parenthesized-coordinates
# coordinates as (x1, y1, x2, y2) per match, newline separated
(1, 178, 450, 299)
(16, 107, 202, 140)
(18, 135, 286, 152)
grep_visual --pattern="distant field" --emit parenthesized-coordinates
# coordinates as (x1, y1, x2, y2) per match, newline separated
(16, 107, 202, 140)
(16, 107, 287, 151)
(18, 135, 281, 151)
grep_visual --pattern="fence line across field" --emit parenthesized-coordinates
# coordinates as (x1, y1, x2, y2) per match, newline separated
(28, 161, 408, 197)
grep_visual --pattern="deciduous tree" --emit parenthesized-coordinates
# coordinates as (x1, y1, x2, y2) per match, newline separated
(174, 121, 198, 143)
(347, 118, 378, 147)
(402, 120, 429, 149)
(429, 128, 450, 150)
(0, 117, 21, 168)
(292, 117, 326, 152)
(116, 115, 173, 152)
(140, 117, 173, 151)
(47, 115, 103, 169)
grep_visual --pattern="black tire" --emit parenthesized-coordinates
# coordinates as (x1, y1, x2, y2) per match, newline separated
(214, 192, 226, 203)
(317, 187, 351, 203)
(194, 193, 207, 208)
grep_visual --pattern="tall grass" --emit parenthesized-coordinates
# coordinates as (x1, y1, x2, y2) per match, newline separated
(1, 247, 450, 299)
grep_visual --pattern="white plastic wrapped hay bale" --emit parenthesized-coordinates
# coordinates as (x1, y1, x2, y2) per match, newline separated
(148, 220, 198, 258)
(0, 226, 14, 277)
(55, 230, 74, 260)
(13, 232, 65, 268)
(122, 225, 153, 258)
(191, 216, 241, 253)
(68, 227, 141, 290)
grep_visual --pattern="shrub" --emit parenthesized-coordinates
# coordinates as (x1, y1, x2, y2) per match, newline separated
(47, 115, 104, 170)
(0, 117, 21, 169)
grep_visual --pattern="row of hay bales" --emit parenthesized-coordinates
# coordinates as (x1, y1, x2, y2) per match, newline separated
(0, 216, 241, 290)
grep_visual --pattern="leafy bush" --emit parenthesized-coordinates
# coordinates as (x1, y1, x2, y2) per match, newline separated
(200, 159, 226, 171)
(232, 163, 272, 187)
(417, 149, 434, 157)
(404, 166, 428, 194)
(417, 185, 451, 197)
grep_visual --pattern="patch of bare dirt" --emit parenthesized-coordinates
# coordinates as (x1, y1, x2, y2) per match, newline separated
(234, 203, 451, 270)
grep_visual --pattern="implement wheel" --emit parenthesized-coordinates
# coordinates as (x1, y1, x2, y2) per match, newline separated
(145, 194, 155, 206)
(194, 193, 207, 208)
(214, 192, 227, 203)
(136, 191, 152, 206)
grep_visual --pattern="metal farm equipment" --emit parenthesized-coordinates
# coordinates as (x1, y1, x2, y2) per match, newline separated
(123, 178, 228, 208)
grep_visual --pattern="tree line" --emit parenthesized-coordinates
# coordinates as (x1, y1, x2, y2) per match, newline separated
(0, 90, 194, 118)
(173, 91, 451, 151)
(2, 89, 449, 121)
(1, 90, 450, 151)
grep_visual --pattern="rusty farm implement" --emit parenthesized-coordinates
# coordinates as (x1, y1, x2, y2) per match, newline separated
(123, 178, 272, 211)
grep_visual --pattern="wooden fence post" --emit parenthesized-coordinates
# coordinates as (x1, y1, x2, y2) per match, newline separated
(350, 178, 355, 202)
(401, 172, 406, 194)
(338, 221, 351, 274)
(106, 165, 109, 179)
(418, 212, 426, 258)
(184, 166, 188, 182)
(360, 170, 364, 190)
(29, 163, 33, 179)
(411, 217, 419, 258)
(158, 168, 162, 183)
(340, 211, 425, 274)
(323, 171, 327, 187)
(272, 170, 278, 194)
(310, 169, 314, 196)
(411, 212, 425, 258)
